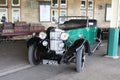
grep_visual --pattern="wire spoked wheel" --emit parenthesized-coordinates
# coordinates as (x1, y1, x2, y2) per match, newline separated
(76, 46, 85, 72)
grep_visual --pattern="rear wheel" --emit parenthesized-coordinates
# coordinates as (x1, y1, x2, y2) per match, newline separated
(28, 44, 40, 65)
(76, 46, 85, 72)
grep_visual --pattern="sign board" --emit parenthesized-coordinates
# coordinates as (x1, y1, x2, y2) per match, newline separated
(105, 4, 111, 21)
(40, 5, 50, 21)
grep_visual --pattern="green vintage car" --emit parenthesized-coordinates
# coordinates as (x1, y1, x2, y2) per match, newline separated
(27, 16, 101, 72)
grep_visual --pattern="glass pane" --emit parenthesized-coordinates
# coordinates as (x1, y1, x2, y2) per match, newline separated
(51, 9, 58, 23)
(0, 0, 6, 4)
(60, 10, 66, 23)
(52, 0, 58, 6)
(13, 0, 19, 4)
(88, 10, 93, 19)
(0, 8, 8, 23)
(88, 1, 93, 9)
(12, 8, 20, 22)
(60, 0, 67, 8)
(80, 10, 86, 17)
(81, 1, 86, 8)
(61, 0, 66, 4)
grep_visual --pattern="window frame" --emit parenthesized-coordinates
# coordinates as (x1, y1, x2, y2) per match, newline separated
(88, 10, 93, 19)
(60, 0, 67, 8)
(0, 8, 8, 23)
(51, 9, 58, 23)
(12, 8, 21, 23)
(80, 0, 86, 9)
(88, 0, 94, 10)
(80, 10, 87, 16)
(0, 0, 7, 6)
(51, 0, 59, 8)
(59, 9, 67, 23)
(12, 0, 20, 6)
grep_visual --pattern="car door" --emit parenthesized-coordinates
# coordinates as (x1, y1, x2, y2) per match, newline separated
(89, 26, 98, 44)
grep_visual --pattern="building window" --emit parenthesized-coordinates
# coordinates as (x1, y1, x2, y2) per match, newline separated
(88, 0, 94, 9)
(12, 0, 20, 6)
(0, 0, 7, 6)
(60, 0, 67, 8)
(81, 0, 86, 9)
(51, 9, 58, 23)
(80, 10, 86, 17)
(60, 10, 66, 23)
(12, 8, 20, 22)
(51, 0, 58, 7)
(88, 10, 93, 19)
(0, 8, 8, 23)
(80, 0, 94, 19)
(51, 0, 67, 23)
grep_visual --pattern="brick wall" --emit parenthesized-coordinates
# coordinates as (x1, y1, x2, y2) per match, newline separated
(67, 0, 111, 28)
(94, 0, 111, 28)
(21, 0, 39, 23)
(6, 0, 112, 28)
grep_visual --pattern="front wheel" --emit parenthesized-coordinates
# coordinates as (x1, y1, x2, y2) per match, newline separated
(76, 46, 85, 72)
(28, 44, 40, 65)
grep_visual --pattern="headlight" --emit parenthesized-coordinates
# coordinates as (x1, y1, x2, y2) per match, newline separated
(58, 43, 64, 48)
(60, 32, 69, 40)
(39, 32, 47, 39)
(32, 33, 36, 36)
(42, 41, 48, 46)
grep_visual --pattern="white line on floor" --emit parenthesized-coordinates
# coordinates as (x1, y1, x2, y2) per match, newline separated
(0, 65, 33, 77)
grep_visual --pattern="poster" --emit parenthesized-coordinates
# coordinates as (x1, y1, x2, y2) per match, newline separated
(40, 5, 50, 21)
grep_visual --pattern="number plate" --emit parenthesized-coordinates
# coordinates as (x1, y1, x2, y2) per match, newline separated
(43, 60, 58, 66)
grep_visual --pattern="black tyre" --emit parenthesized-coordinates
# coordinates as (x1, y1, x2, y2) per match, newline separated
(28, 44, 40, 65)
(76, 46, 85, 72)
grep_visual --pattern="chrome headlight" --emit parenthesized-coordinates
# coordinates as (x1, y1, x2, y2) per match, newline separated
(39, 32, 47, 39)
(58, 43, 64, 48)
(60, 32, 69, 40)
(42, 41, 48, 46)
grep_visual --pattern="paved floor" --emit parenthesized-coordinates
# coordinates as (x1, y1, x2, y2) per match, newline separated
(0, 41, 29, 74)
(0, 40, 120, 80)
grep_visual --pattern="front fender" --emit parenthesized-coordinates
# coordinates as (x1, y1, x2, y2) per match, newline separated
(70, 38, 90, 53)
(27, 37, 41, 48)
(65, 38, 91, 57)
(75, 39, 91, 56)
(63, 38, 91, 63)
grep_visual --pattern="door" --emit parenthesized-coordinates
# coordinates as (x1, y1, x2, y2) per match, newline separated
(89, 27, 97, 44)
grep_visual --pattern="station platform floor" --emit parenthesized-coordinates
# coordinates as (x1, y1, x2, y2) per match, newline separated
(0, 40, 120, 80)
